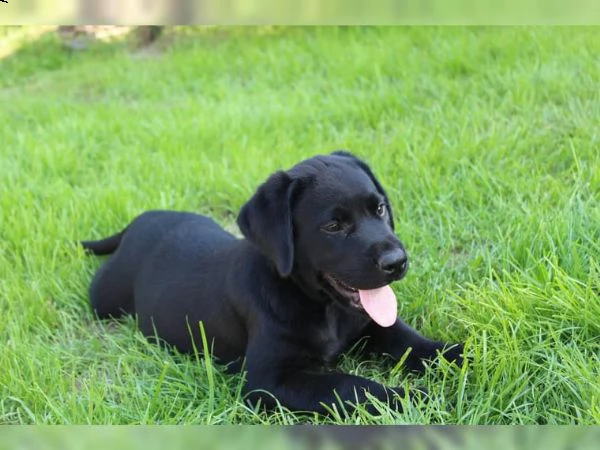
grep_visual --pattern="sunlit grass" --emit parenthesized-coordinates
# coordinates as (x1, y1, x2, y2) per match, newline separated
(0, 26, 598, 425)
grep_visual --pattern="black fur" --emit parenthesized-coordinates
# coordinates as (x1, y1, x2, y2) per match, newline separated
(81, 151, 464, 415)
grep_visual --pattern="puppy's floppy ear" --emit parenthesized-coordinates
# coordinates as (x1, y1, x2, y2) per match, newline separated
(331, 150, 395, 231)
(237, 171, 298, 278)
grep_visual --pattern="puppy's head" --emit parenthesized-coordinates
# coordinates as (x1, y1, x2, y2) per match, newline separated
(237, 151, 407, 326)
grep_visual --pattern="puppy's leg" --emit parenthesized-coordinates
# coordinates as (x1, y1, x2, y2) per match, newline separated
(243, 338, 421, 415)
(81, 228, 134, 319)
(245, 370, 411, 416)
(362, 319, 464, 374)
(89, 260, 134, 319)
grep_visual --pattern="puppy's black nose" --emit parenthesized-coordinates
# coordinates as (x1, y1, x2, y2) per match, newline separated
(377, 248, 408, 277)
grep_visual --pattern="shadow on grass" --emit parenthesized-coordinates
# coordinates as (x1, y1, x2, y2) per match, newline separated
(0, 25, 291, 90)
(0, 27, 132, 89)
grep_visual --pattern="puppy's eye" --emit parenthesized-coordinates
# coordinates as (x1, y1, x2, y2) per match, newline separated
(376, 203, 387, 217)
(321, 221, 342, 233)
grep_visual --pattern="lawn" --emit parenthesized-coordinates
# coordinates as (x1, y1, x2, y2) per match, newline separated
(0, 26, 598, 425)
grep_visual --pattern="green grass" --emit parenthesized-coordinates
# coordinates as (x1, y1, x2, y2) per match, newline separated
(0, 26, 598, 425)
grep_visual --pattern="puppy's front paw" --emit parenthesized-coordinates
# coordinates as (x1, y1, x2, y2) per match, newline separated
(402, 341, 467, 374)
(408, 386, 429, 402)
(382, 386, 428, 413)
(440, 342, 465, 368)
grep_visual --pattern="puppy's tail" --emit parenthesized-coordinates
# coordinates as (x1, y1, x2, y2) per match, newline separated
(80, 228, 127, 256)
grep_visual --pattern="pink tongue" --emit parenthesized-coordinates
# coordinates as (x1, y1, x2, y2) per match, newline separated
(358, 285, 398, 327)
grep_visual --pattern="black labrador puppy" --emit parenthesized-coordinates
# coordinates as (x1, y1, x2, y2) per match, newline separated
(81, 151, 463, 415)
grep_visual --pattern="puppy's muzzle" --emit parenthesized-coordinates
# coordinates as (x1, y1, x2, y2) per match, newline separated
(377, 248, 408, 279)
